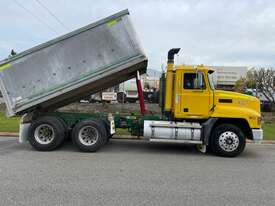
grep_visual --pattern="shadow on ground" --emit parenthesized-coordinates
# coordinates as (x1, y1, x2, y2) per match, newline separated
(0, 137, 263, 159)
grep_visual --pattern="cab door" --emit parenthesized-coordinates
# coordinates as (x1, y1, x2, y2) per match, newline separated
(177, 71, 211, 118)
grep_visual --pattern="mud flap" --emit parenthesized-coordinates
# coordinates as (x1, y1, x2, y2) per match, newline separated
(19, 123, 31, 143)
(196, 144, 207, 153)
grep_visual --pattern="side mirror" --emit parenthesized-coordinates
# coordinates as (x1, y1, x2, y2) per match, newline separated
(194, 72, 204, 89)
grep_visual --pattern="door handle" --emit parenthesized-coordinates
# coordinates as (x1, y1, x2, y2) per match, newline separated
(192, 90, 203, 93)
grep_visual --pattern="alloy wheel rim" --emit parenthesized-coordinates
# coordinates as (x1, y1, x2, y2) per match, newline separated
(78, 126, 99, 146)
(218, 131, 239, 152)
(34, 124, 55, 145)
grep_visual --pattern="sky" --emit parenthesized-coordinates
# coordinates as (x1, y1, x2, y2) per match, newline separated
(0, 0, 275, 70)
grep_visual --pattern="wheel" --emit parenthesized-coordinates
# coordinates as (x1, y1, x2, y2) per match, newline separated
(127, 99, 137, 103)
(58, 117, 69, 139)
(210, 124, 246, 157)
(71, 120, 107, 152)
(28, 116, 67, 151)
(99, 119, 112, 144)
(117, 92, 126, 103)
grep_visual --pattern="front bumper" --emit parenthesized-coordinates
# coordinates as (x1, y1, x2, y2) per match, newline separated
(252, 129, 263, 142)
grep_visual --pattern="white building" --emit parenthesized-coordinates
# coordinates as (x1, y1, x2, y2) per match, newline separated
(210, 66, 248, 90)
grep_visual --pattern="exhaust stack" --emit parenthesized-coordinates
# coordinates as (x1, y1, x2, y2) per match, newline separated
(167, 48, 181, 63)
(164, 48, 181, 119)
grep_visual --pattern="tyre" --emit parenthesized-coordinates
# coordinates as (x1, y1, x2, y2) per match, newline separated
(117, 92, 126, 103)
(28, 116, 67, 151)
(127, 99, 137, 103)
(99, 119, 112, 144)
(58, 117, 69, 140)
(210, 124, 246, 157)
(71, 120, 107, 152)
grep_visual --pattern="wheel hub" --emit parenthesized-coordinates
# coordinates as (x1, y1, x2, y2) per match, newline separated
(78, 126, 99, 146)
(34, 124, 55, 145)
(218, 131, 239, 152)
(226, 138, 233, 145)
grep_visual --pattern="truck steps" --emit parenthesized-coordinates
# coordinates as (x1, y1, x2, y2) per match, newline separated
(149, 138, 202, 144)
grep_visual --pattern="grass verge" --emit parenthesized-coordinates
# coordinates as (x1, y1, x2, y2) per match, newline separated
(116, 128, 130, 135)
(262, 122, 275, 140)
(0, 112, 20, 132)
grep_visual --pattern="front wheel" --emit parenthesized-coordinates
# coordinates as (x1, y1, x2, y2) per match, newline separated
(210, 124, 246, 157)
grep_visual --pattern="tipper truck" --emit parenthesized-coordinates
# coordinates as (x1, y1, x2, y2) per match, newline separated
(0, 10, 262, 157)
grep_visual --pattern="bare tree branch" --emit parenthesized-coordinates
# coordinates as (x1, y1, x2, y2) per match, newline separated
(236, 67, 275, 106)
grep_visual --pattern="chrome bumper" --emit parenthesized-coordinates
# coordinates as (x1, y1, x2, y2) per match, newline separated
(252, 129, 263, 142)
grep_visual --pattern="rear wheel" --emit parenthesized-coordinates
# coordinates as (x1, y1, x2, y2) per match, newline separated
(28, 116, 67, 151)
(211, 124, 246, 157)
(117, 92, 126, 103)
(72, 120, 107, 152)
(127, 99, 137, 103)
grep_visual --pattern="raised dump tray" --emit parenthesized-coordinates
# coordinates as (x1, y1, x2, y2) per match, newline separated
(0, 9, 147, 117)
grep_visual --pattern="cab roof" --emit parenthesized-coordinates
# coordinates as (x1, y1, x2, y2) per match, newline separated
(175, 64, 214, 73)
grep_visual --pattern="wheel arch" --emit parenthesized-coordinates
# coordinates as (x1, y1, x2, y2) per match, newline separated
(203, 117, 253, 145)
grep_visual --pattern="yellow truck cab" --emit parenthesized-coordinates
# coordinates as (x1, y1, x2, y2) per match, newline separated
(144, 48, 263, 157)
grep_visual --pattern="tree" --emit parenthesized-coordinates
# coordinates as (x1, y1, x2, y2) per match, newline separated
(234, 77, 247, 93)
(234, 70, 256, 93)
(234, 67, 275, 107)
(252, 67, 275, 106)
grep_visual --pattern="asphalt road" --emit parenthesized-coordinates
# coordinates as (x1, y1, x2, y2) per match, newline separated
(0, 137, 274, 206)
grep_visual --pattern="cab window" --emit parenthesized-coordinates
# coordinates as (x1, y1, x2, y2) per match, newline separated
(184, 72, 205, 89)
